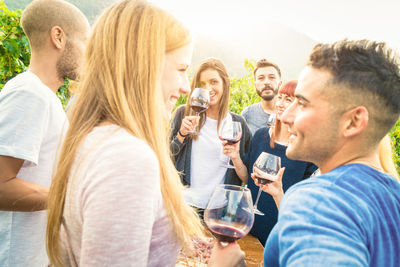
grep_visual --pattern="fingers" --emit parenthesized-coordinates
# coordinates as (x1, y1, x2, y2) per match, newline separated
(276, 167, 285, 182)
(181, 116, 198, 134)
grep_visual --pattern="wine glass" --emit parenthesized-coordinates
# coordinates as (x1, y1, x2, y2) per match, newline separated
(218, 120, 242, 168)
(187, 88, 210, 134)
(252, 152, 281, 216)
(266, 113, 276, 128)
(204, 184, 254, 245)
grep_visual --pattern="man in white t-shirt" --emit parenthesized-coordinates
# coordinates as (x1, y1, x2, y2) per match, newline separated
(241, 59, 282, 134)
(0, 1, 90, 266)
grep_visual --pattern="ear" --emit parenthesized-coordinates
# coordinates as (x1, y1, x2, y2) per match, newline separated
(50, 26, 66, 50)
(342, 106, 369, 138)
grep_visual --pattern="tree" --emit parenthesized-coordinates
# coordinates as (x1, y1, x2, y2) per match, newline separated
(0, 0, 30, 89)
(0, 0, 70, 108)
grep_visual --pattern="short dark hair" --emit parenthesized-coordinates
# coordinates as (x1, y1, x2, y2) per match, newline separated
(308, 39, 400, 142)
(253, 58, 281, 78)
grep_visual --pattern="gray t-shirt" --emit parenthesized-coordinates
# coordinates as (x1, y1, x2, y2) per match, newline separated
(241, 102, 272, 135)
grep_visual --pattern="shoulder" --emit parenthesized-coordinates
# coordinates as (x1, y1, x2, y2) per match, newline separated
(241, 103, 258, 114)
(230, 112, 246, 123)
(85, 125, 158, 168)
(0, 72, 56, 107)
(253, 127, 269, 140)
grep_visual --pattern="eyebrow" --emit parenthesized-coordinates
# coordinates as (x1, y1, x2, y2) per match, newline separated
(294, 93, 310, 103)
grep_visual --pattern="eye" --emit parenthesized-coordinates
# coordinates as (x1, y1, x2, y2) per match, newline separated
(213, 80, 221, 85)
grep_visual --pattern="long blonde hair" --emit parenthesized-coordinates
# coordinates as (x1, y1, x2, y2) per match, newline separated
(46, 1, 204, 265)
(184, 58, 230, 139)
(379, 135, 400, 181)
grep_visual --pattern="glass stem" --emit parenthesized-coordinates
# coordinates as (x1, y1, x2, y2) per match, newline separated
(253, 186, 264, 209)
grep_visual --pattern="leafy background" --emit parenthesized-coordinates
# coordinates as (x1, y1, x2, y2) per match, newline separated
(0, 1, 399, 174)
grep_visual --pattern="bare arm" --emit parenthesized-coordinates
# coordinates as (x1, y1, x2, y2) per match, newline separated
(0, 155, 48, 211)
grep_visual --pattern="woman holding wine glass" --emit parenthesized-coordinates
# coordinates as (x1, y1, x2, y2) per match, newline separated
(46, 1, 244, 266)
(170, 58, 251, 218)
(227, 80, 317, 246)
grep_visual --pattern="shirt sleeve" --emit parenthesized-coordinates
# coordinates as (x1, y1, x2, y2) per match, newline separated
(0, 89, 49, 165)
(276, 185, 369, 267)
(78, 138, 160, 266)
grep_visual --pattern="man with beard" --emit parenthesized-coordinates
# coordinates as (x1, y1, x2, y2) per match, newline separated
(264, 40, 400, 266)
(0, 0, 89, 266)
(241, 59, 282, 134)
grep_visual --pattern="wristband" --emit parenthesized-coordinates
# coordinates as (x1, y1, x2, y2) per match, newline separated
(178, 129, 188, 137)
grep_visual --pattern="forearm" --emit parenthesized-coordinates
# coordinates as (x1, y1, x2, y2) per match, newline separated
(0, 177, 48, 211)
(231, 157, 248, 184)
(273, 193, 283, 210)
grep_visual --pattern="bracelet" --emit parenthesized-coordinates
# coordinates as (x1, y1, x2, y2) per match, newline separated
(178, 129, 188, 137)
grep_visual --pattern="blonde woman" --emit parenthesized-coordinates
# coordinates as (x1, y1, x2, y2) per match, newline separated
(46, 1, 244, 266)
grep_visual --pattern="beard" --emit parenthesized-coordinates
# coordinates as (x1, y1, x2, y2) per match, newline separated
(56, 40, 80, 81)
(256, 85, 278, 101)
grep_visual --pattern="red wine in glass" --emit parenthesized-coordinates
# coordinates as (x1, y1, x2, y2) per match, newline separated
(206, 221, 247, 243)
(252, 152, 281, 216)
(187, 88, 210, 135)
(204, 184, 254, 245)
(219, 137, 240, 145)
(218, 120, 242, 168)
(191, 104, 208, 114)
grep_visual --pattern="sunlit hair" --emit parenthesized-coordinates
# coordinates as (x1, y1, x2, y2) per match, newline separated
(379, 135, 400, 181)
(308, 39, 400, 145)
(185, 58, 230, 139)
(21, 0, 87, 51)
(270, 80, 297, 148)
(46, 1, 204, 265)
(253, 58, 281, 79)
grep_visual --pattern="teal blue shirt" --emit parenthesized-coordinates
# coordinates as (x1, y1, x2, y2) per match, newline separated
(264, 164, 400, 267)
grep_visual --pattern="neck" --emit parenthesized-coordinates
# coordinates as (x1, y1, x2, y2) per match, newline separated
(275, 122, 291, 143)
(261, 98, 276, 113)
(318, 143, 382, 174)
(206, 104, 220, 120)
(28, 50, 63, 93)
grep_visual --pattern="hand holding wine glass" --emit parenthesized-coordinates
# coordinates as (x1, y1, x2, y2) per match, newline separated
(187, 88, 210, 135)
(252, 152, 281, 216)
(252, 167, 285, 209)
(204, 184, 254, 245)
(218, 120, 242, 168)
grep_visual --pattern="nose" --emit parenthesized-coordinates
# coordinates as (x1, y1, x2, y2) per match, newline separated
(281, 101, 295, 126)
(179, 77, 190, 95)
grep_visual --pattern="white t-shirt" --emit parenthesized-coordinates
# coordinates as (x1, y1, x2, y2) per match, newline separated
(61, 125, 179, 266)
(0, 71, 68, 266)
(184, 115, 231, 209)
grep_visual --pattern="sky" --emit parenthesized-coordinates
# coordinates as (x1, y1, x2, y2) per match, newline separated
(150, 0, 400, 51)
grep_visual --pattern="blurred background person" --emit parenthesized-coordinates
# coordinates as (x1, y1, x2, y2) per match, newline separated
(241, 59, 282, 135)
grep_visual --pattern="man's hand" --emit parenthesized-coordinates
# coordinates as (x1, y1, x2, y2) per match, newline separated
(0, 155, 48, 211)
(208, 241, 246, 267)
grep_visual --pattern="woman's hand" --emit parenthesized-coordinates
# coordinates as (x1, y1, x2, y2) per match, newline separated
(222, 140, 240, 161)
(179, 116, 199, 136)
(208, 241, 245, 267)
(252, 167, 285, 209)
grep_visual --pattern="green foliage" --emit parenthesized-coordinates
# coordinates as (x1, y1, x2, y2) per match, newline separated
(390, 119, 400, 175)
(229, 58, 259, 114)
(0, 0, 30, 89)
